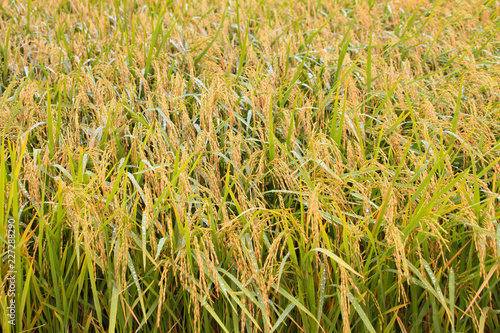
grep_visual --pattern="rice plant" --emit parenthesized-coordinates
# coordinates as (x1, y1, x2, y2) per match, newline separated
(1, 0, 500, 332)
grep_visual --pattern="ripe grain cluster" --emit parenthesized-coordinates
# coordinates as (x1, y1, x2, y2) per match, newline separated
(1, 0, 500, 332)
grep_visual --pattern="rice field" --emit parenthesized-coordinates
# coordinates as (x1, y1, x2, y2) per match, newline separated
(1, 0, 500, 331)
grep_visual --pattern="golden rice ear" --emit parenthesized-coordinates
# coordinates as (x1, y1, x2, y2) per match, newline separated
(340, 267, 351, 333)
